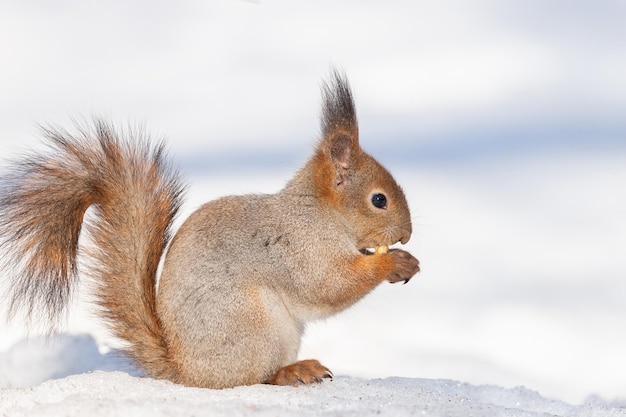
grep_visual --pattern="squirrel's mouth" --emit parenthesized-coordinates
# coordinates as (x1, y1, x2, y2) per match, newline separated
(358, 230, 411, 255)
(359, 244, 389, 255)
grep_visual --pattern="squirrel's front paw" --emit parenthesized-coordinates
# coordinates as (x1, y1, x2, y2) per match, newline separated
(267, 359, 333, 386)
(387, 249, 420, 284)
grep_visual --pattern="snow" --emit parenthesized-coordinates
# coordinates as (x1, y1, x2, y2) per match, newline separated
(1, 336, 624, 417)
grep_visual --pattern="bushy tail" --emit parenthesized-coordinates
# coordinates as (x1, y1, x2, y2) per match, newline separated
(0, 120, 185, 380)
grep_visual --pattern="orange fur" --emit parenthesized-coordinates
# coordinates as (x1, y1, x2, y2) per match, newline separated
(267, 360, 333, 386)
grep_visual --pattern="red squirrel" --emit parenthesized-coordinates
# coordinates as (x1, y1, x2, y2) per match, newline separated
(0, 71, 420, 388)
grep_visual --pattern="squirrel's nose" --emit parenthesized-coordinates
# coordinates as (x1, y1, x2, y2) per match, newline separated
(399, 224, 412, 245)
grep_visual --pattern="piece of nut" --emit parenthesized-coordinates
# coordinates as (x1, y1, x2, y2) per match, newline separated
(375, 245, 389, 254)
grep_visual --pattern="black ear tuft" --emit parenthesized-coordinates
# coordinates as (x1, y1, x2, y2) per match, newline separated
(320, 69, 358, 137)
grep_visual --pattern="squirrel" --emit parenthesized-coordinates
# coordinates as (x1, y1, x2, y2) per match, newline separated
(0, 71, 420, 389)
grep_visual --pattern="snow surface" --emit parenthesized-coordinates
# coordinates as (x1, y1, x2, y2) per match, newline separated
(1, 336, 625, 417)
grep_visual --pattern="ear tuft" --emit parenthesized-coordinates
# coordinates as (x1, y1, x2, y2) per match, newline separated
(320, 69, 358, 138)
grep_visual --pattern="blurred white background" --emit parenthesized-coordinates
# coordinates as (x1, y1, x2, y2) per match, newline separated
(1, 0, 625, 405)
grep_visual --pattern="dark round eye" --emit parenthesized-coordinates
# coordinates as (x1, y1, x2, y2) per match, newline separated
(371, 193, 387, 209)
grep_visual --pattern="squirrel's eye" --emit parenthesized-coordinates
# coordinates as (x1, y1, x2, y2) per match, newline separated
(371, 193, 387, 209)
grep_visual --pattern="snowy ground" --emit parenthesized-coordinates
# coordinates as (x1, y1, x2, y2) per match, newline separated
(3, 371, 626, 417)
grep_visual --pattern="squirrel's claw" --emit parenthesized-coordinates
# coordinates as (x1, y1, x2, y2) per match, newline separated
(267, 359, 333, 386)
(386, 249, 420, 284)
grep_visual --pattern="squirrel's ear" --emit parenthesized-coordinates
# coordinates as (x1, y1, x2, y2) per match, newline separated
(325, 132, 359, 188)
(319, 69, 360, 188)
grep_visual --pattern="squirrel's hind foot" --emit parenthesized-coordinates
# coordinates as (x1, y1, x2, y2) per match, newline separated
(266, 359, 333, 386)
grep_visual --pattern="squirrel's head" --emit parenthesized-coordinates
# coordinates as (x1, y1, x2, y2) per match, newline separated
(309, 70, 412, 252)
